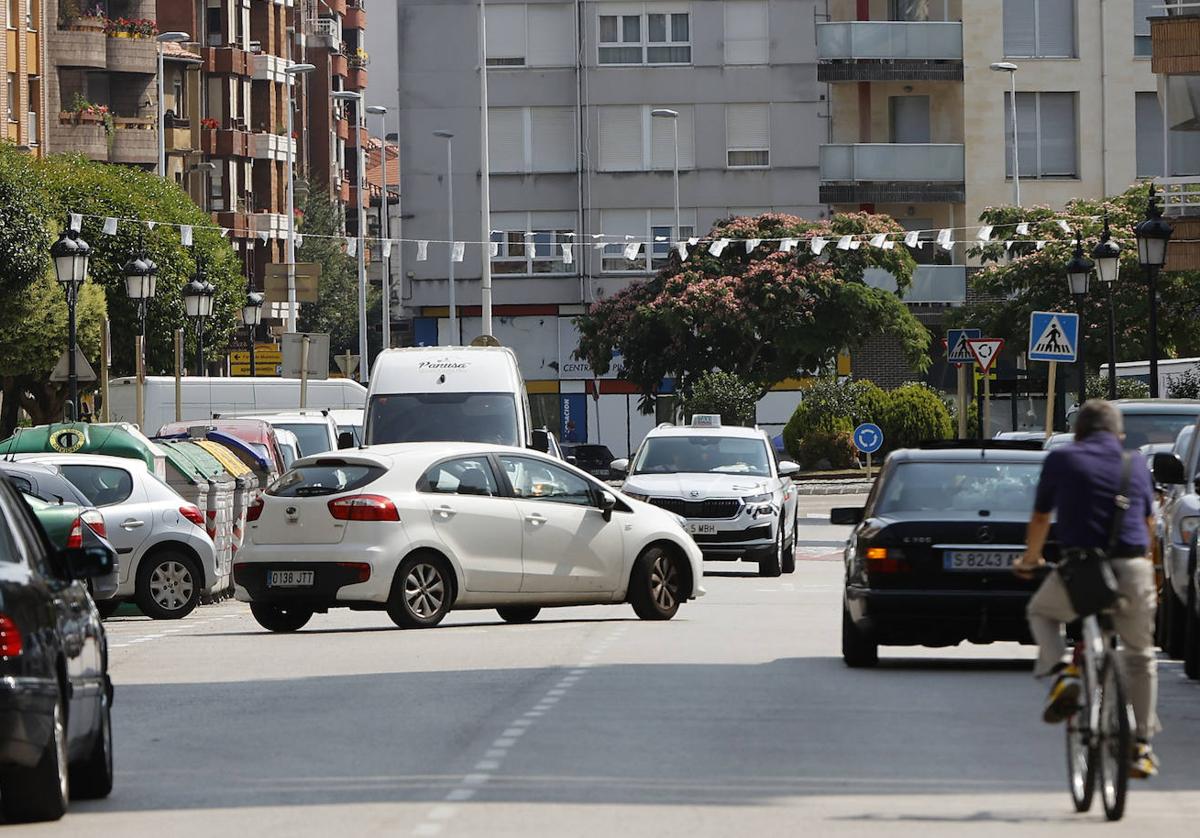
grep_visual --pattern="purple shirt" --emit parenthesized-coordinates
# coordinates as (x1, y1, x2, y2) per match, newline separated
(1034, 432, 1154, 552)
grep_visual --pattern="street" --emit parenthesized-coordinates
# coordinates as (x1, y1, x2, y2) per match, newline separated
(19, 499, 1200, 837)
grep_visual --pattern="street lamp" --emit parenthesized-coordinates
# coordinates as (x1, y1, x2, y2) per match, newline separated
(1135, 184, 1174, 398)
(50, 228, 91, 422)
(182, 258, 215, 376)
(156, 31, 191, 178)
(651, 109, 681, 243)
(1065, 234, 1094, 406)
(434, 129, 456, 344)
(334, 90, 368, 380)
(242, 290, 265, 375)
(123, 246, 157, 337)
(1092, 213, 1122, 400)
(991, 61, 1020, 207)
(284, 62, 316, 333)
(366, 104, 392, 350)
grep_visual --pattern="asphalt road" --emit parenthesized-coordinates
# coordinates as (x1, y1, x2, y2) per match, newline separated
(17, 499, 1200, 836)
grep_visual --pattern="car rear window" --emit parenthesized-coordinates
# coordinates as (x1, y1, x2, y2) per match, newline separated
(1122, 412, 1199, 449)
(876, 461, 1042, 515)
(59, 465, 134, 507)
(268, 463, 385, 498)
(276, 423, 333, 457)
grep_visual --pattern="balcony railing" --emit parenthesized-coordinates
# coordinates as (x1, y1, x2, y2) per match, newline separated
(863, 265, 966, 305)
(817, 21, 962, 61)
(1157, 176, 1200, 217)
(820, 143, 965, 182)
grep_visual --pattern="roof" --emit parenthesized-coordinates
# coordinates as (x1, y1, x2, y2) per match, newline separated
(1115, 399, 1200, 414)
(887, 446, 1048, 463)
(644, 424, 767, 440)
(11, 452, 151, 471)
(365, 138, 400, 193)
(292, 441, 532, 469)
(161, 42, 202, 63)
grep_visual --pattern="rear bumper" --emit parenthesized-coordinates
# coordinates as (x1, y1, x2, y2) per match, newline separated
(846, 585, 1035, 646)
(234, 560, 381, 607)
(0, 676, 58, 768)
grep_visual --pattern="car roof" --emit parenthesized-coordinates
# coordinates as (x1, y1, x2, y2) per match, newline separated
(240, 413, 334, 424)
(12, 452, 150, 471)
(886, 447, 1048, 464)
(1115, 399, 1200, 414)
(643, 424, 767, 440)
(291, 441, 554, 470)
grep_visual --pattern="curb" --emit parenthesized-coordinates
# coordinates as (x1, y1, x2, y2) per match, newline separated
(794, 482, 873, 495)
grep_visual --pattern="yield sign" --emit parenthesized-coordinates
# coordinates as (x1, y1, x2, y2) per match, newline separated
(966, 338, 1004, 372)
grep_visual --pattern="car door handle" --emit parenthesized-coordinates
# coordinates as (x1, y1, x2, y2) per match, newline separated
(121, 519, 145, 530)
(434, 505, 456, 519)
(525, 513, 547, 526)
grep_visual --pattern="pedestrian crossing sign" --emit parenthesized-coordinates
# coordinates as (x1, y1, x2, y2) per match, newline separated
(1028, 311, 1079, 363)
(946, 328, 981, 363)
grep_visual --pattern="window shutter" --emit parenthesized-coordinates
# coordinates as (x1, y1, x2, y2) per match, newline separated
(486, 4, 527, 63)
(727, 104, 770, 150)
(489, 108, 527, 173)
(724, 1, 768, 65)
(531, 107, 576, 172)
(1136, 92, 1164, 178)
(1037, 92, 1077, 176)
(528, 4, 575, 67)
(599, 106, 644, 171)
(649, 107, 695, 170)
(1002, 0, 1036, 57)
(1037, 0, 1076, 57)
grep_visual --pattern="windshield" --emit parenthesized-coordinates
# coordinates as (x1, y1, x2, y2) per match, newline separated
(875, 461, 1043, 516)
(367, 393, 520, 446)
(1122, 412, 1199, 449)
(275, 423, 332, 457)
(632, 436, 771, 476)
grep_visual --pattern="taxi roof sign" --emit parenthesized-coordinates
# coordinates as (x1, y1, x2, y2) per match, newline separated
(691, 414, 722, 428)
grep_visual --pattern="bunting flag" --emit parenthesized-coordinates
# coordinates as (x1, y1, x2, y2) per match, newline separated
(810, 237, 827, 255)
(1005, 240, 1014, 251)
(869, 233, 886, 248)
(882, 240, 895, 250)
(180, 225, 193, 246)
(220, 228, 229, 238)
(294, 233, 303, 248)
(416, 240, 428, 261)
(674, 241, 689, 260)
(102, 217, 118, 235)
(146, 221, 156, 230)
(383, 240, 392, 258)
(1036, 241, 1046, 250)
(1057, 220, 1071, 234)
(849, 240, 861, 250)
(69, 213, 82, 232)
(779, 238, 797, 253)
(257, 230, 269, 242)
(977, 224, 994, 241)
(623, 241, 641, 261)
(488, 241, 499, 258)
(1016, 222, 1029, 235)
(709, 238, 730, 256)
(654, 235, 668, 242)
(904, 230, 920, 248)
(561, 243, 573, 265)
(452, 242, 465, 262)
(836, 235, 852, 251)
(687, 237, 699, 247)
(936, 228, 952, 247)
(346, 237, 357, 256)
(745, 238, 761, 253)
(591, 234, 604, 240)
(593, 241, 606, 251)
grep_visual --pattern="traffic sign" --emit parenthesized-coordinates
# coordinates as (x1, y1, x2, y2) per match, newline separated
(334, 353, 360, 377)
(967, 338, 1004, 372)
(229, 344, 283, 377)
(947, 328, 981, 364)
(49, 348, 97, 383)
(853, 423, 884, 454)
(1028, 311, 1079, 362)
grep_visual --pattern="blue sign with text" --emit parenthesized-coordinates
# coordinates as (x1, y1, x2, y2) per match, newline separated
(560, 394, 587, 444)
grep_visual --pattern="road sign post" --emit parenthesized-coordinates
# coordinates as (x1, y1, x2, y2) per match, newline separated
(1028, 312, 1078, 437)
(853, 423, 884, 479)
(947, 329, 980, 439)
(967, 338, 1004, 440)
(1046, 361, 1057, 438)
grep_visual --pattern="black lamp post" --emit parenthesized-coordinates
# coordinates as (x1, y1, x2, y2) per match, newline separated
(1091, 213, 1122, 400)
(1135, 185, 1174, 398)
(242, 290, 265, 375)
(1065, 234, 1094, 407)
(123, 247, 158, 338)
(50, 228, 91, 422)
(182, 256, 215, 376)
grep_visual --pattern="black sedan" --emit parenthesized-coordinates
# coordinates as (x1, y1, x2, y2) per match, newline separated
(562, 444, 618, 480)
(832, 444, 1048, 667)
(0, 475, 114, 821)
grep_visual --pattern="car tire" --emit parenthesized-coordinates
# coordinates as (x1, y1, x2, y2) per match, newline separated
(1163, 578, 1187, 660)
(0, 686, 68, 822)
(1184, 570, 1200, 681)
(629, 546, 683, 621)
(70, 688, 113, 800)
(95, 599, 121, 620)
(250, 603, 313, 633)
(387, 554, 454, 628)
(497, 606, 541, 624)
(135, 551, 201, 620)
(781, 519, 796, 575)
(842, 601, 878, 668)
(758, 530, 783, 578)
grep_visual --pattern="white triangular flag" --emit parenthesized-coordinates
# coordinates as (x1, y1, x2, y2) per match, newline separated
(623, 241, 641, 261)
(779, 238, 797, 253)
(904, 231, 920, 248)
(69, 213, 82, 231)
(1016, 222, 1029, 235)
(417, 240, 428, 261)
(1036, 240, 1046, 250)
(849, 240, 861, 250)
(941, 237, 954, 252)
(745, 238, 761, 253)
(810, 237, 828, 255)
(654, 235, 668, 242)
(1057, 220, 1071, 234)
(180, 225, 193, 246)
(882, 240, 895, 250)
(591, 233, 604, 240)
(258, 230, 269, 242)
(869, 233, 886, 248)
(146, 221, 156, 230)
(220, 228, 229, 238)
(936, 228, 952, 246)
(346, 237, 357, 256)
(976, 225, 994, 241)
(561, 243, 573, 265)
(836, 235, 852, 251)
(593, 241, 606, 251)
(674, 241, 688, 260)
(709, 238, 730, 256)
(383, 240, 392, 258)
(687, 237, 699, 247)
(452, 242, 465, 262)
(488, 241, 499, 258)
(1005, 240, 1013, 250)
(294, 233, 303, 248)
(102, 217, 118, 235)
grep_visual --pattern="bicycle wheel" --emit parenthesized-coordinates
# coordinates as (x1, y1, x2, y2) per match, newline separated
(1098, 657, 1133, 821)
(1066, 668, 1096, 813)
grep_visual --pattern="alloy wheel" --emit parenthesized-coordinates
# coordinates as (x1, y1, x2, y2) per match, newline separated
(149, 561, 195, 611)
(404, 563, 445, 618)
(650, 554, 679, 611)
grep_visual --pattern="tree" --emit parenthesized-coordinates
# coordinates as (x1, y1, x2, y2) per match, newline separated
(958, 183, 1200, 371)
(0, 146, 52, 297)
(680, 371, 759, 426)
(575, 212, 930, 407)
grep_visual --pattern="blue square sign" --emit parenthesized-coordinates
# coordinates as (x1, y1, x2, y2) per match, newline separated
(947, 328, 981, 363)
(1028, 311, 1079, 363)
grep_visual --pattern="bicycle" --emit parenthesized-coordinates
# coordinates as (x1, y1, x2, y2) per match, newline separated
(1065, 610, 1135, 821)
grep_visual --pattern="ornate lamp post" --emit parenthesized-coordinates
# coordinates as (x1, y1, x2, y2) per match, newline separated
(123, 247, 158, 337)
(1065, 235, 1094, 406)
(242, 290, 265, 375)
(182, 258, 215, 376)
(1091, 214, 1122, 400)
(50, 228, 91, 421)
(1134, 185, 1174, 398)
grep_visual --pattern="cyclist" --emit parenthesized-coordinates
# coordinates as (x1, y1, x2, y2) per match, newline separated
(1013, 400, 1160, 778)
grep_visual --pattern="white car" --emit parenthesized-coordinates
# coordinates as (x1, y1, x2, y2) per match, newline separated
(233, 443, 704, 631)
(224, 411, 343, 458)
(14, 453, 220, 619)
(328, 408, 364, 447)
(614, 416, 800, 577)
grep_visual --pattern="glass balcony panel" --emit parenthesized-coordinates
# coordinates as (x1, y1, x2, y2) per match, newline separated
(819, 144, 965, 182)
(816, 22, 963, 61)
(863, 265, 966, 304)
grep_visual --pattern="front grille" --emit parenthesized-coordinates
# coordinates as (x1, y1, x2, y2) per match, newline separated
(693, 525, 772, 544)
(648, 497, 742, 518)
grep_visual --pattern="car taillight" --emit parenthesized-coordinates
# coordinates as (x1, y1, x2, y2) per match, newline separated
(337, 562, 372, 583)
(327, 495, 400, 522)
(81, 509, 106, 539)
(180, 505, 205, 528)
(246, 497, 264, 522)
(862, 545, 905, 574)
(0, 615, 23, 658)
(66, 517, 83, 549)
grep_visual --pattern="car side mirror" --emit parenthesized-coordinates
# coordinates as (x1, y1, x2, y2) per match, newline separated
(530, 428, 551, 453)
(61, 544, 114, 581)
(566, 455, 577, 465)
(337, 431, 355, 450)
(610, 458, 629, 477)
(830, 507, 865, 526)
(1153, 452, 1185, 485)
(778, 460, 800, 478)
(598, 490, 617, 522)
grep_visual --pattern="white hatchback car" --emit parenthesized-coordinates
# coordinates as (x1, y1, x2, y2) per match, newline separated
(234, 443, 704, 631)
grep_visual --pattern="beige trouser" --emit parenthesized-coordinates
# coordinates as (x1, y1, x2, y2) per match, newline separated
(1026, 557, 1160, 740)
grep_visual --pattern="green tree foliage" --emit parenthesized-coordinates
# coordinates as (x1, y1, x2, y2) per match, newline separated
(873, 383, 953, 453)
(957, 183, 1200, 370)
(0, 147, 52, 295)
(680, 371, 759, 426)
(575, 213, 930, 406)
(1165, 369, 1200, 400)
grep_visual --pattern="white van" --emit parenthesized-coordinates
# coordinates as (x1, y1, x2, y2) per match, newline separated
(364, 347, 535, 448)
(108, 376, 368, 436)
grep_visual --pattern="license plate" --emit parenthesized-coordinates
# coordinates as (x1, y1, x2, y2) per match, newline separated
(943, 550, 1020, 571)
(688, 522, 717, 535)
(268, 570, 314, 588)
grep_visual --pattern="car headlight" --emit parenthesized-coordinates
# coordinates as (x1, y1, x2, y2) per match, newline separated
(743, 492, 774, 517)
(743, 493, 772, 504)
(625, 491, 649, 502)
(1178, 515, 1200, 545)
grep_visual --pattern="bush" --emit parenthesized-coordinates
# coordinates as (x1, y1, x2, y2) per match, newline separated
(874, 383, 953, 452)
(798, 430, 858, 470)
(1085, 373, 1152, 401)
(681, 370, 758, 426)
(782, 378, 883, 461)
(1166, 369, 1200, 400)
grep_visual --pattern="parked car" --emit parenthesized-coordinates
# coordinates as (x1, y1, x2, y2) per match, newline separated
(14, 453, 219, 619)
(234, 443, 704, 632)
(1151, 422, 1200, 661)
(562, 443, 618, 479)
(0, 476, 114, 822)
(328, 408, 364, 447)
(19, 490, 119, 604)
(833, 442, 1047, 667)
(274, 428, 301, 470)
(1177, 534, 1200, 679)
(1112, 399, 1200, 450)
(223, 410, 343, 458)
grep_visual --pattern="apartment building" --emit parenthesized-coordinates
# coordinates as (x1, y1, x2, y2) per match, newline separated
(387, 0, 824, 452)
(2, 0, 45, 154)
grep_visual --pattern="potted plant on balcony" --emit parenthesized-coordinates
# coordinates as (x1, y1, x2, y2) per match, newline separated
(59, 1, 107, 30)
(350, 47, 370, 68)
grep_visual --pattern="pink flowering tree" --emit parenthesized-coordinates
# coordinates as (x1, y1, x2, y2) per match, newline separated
(575, 212, 930, 401)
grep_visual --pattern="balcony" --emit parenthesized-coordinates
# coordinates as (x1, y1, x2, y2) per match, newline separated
(1151, 13, 1200, 75)
(817, 21, 963, 82)
(252, 53, 291, 83)
(819, 143, 965, 203)
(164, 122, 194, 153)
(106, 36, 157, 74)
(109, 118, 157, 165)
(201, 128, 251, 157)
(53, 117, 107, 160)
(216, 211, 251, 239)
(347, 67, 368, 90)
(311, 17, 341, 48)
(203, 46, 250, 76)
(331, 53, 348, 77)
(51, 25, 107, 70)
(1156, 176, 1200, 271)
(252, 132, 297, 161)
(863, 265, 966, 305)
(344, 2, 366, 30)
(252, 212, 289, 239)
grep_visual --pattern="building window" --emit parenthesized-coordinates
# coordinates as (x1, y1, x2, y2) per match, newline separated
(488, 107, 576, 174)
(1004, 91, 1077, 179)
(726, 104, 770, 168)
(600, 209, 696, 273)
(489, 212, 576, 275)
(1134, 0, 1154, 57)
(725, 1, 768, 65)
(486, 3, 575, 68)
(6, 0, 15, 29)
(598, 105, 694, 171)
(5, 74, 15, 122)
(27, 0, 36, 30)
(27, 77, 38, 144)
(1135, 92, 1200, 178)
(599, 6, 691, 66)
(1002, 0, 1076, 59)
